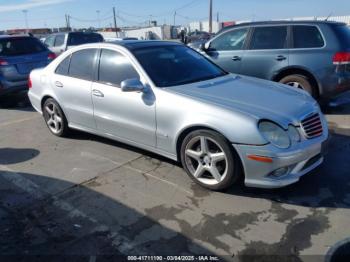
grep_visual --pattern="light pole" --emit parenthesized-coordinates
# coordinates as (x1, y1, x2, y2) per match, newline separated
(22, 10, 29, 33)
(96, 10, 101, 29)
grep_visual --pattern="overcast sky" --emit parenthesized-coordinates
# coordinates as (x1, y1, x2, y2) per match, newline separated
(0, 0, 349, 30)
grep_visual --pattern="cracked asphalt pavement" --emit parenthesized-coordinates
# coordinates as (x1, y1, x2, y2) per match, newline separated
(0, 92, 350, 261)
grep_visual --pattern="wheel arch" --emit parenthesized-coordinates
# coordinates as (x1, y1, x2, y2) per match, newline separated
(175, 125, 245, 183)
(272, 66, 321, 97)
(41, 95, 69, 123)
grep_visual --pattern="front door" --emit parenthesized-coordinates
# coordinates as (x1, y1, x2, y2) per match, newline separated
(205, 27, 249, 74)
(92, 48, 156, 147)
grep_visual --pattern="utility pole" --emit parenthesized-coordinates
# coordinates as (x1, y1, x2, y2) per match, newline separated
(209, 0, 213, 34)
(96, 10, 101, 29)
(217, 12, 219, 22)
(173, 11, 176, 26)
(22, 10, 28, 33)
(113, 7, 118, 37)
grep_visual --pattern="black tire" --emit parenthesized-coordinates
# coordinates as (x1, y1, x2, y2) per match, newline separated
(180, 129, 242, 191)
(279, 74, 317, 97)
(42, 98, 69, 137)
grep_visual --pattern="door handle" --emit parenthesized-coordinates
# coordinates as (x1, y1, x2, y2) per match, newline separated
(92, 89, 104, 97)
(232, 56, 242, 61)
(276, 55, 287, 61)
(55, 81, 63, 88)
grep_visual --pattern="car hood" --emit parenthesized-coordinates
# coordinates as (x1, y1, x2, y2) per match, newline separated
(165, 74, 318, 127)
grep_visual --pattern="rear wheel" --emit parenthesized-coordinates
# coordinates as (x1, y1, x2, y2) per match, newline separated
(279, 74, 316, 97)
(180, 129, 241, 191)
(43, 98, 69, 137)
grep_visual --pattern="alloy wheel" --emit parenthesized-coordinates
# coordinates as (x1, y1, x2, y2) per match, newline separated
(184, 135, 228, 185)
(44, 102, 63, 134)
(286, 81, 305, 90)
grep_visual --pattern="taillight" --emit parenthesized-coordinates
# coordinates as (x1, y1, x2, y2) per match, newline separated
(333, 52, 350, 65)
(48, 53, 56, 60)
(28, 76, 32, 89)
(0, 59, 9, 66)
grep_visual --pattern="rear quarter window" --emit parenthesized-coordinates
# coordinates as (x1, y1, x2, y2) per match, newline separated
(293, 25, 324, 48)
(55, 55, 71, 76)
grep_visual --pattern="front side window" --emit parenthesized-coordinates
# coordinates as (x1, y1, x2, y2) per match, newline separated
(293, 26, 324, 48)
(210, 28, 248, 51)
(98, 49, 139, 86)
(68, 49, 98, 81)
(250, 26, 287, 50)
(133, 45, 227, 87)
(54, 35, 65, 47)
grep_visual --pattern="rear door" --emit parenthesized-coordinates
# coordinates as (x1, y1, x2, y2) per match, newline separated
(51, 48, 98, 129)
(205, 27, 249, 74)
(240, 26, 289, 80)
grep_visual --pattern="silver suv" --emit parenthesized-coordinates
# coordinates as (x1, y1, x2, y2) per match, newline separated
(201, 21, 350, 100)
(44, 32, 103, 56)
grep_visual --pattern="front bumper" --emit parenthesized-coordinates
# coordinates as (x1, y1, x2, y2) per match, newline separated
(233, 131, 329, 189)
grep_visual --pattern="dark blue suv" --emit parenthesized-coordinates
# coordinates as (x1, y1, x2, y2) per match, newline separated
(0, 35, 55, 97)
(201, 21, 350, 100)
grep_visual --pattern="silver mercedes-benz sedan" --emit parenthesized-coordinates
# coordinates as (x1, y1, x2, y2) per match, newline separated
(28, 40, 329, 190)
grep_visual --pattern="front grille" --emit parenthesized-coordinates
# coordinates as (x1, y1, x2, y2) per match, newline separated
(301, 113, 323, 139)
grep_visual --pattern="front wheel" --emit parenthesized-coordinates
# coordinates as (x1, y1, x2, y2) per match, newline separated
(180, 129, 241, 191)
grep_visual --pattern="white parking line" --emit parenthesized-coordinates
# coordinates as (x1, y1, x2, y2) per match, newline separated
(0, 115, 39, 128)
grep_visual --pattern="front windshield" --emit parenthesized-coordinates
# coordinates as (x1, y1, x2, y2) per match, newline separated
(132, 45, 227, 87)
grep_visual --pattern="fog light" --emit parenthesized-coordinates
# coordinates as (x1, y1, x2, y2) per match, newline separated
(269, 167, 290, 178)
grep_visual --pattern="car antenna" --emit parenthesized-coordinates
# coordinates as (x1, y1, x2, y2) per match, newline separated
(325, 12, 332, 21)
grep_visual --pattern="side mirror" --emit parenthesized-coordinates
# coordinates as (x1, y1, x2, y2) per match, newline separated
(121, 78, 144, 93)
(200, 42, 211, 52)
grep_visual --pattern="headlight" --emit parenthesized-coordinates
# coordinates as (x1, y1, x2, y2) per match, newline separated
(288, 125, 301, 143)
(259, 121, 290, 148)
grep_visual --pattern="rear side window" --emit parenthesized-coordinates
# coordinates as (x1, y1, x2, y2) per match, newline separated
(98, 49, 139, 86)
(210, 28, 248, 51)
(0, 37, 47, 56)
(55, 55, 71, 76)
(68, 33, 103, 46)
(69, 49, 98, 81)
(54, 35, 65, 47)
(293, 26, 324, 48)
(250, 26, 287, 50)
(333, 25, 350, 48)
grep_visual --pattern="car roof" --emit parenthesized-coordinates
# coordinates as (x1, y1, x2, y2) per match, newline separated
(108, 40, 182, 50)
(219, 20, 346, 33)
(0, 35, 32, 39)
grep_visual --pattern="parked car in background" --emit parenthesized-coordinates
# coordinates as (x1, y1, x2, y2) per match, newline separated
(44, 32, 104, 56)
(201, 21, 350, 100)
(185, 30, 211, 44)
(104, 37, 139, 42)
(29, 41, 328, 190)
(0, 35, 55, 98)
